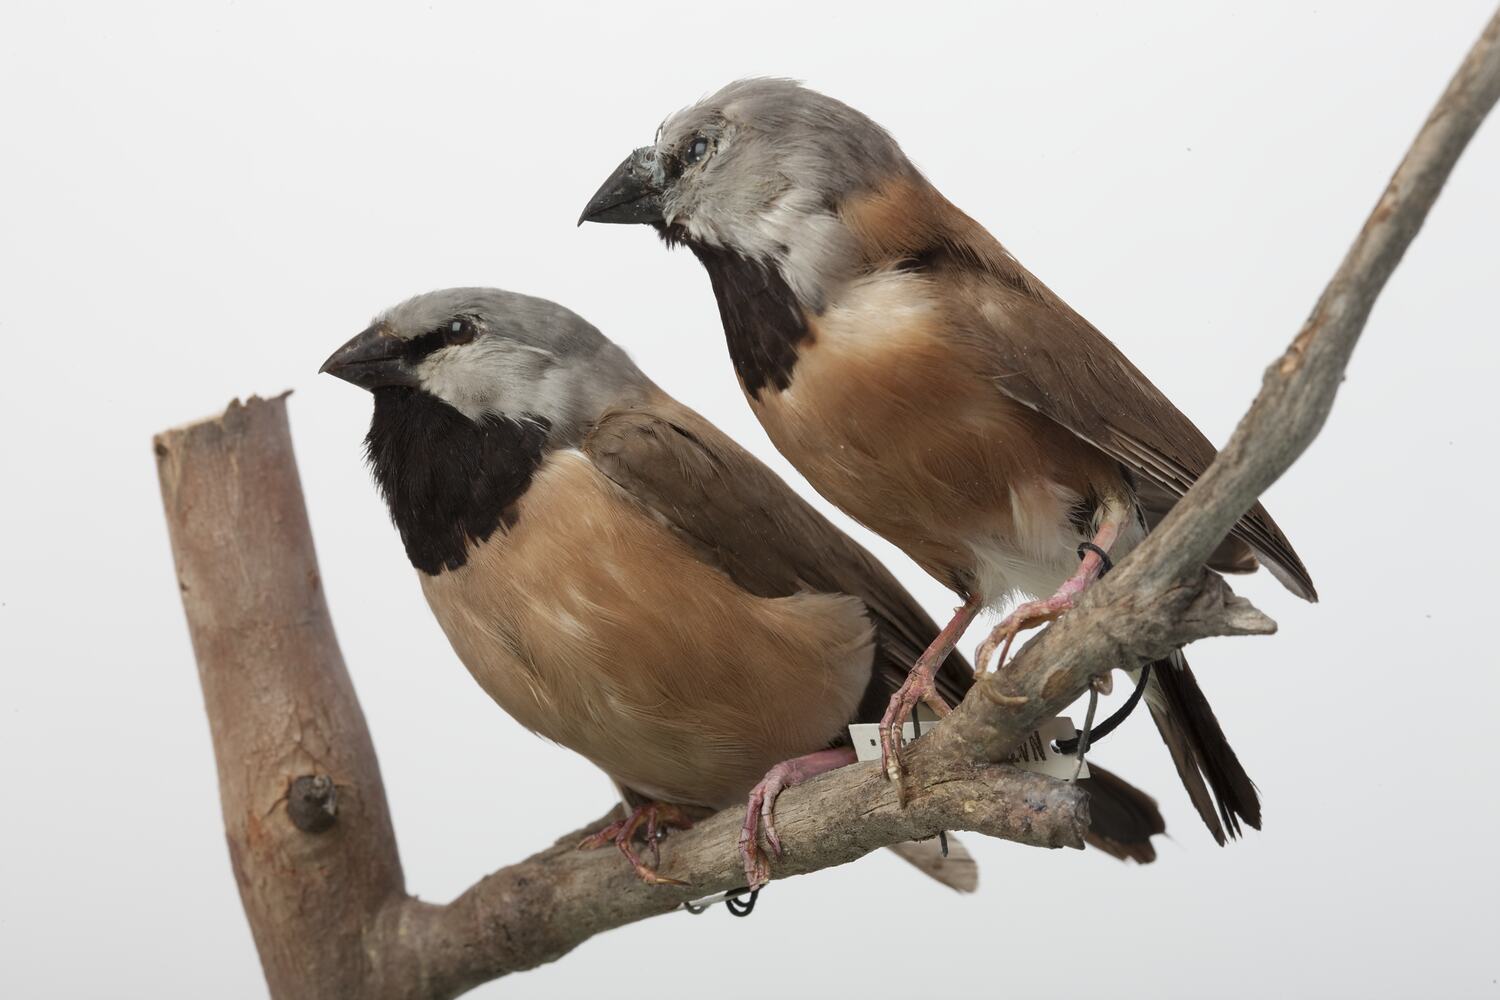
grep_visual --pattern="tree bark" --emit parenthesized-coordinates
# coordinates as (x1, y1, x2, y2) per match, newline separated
(156, 8, 1500, 998)
(155, 395, 404, 997)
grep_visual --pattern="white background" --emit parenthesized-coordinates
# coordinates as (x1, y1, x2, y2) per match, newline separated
(3, 2, 1497, 996)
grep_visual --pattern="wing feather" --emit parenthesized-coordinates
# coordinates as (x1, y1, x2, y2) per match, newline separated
(585, 392, 1164, 861)
(932, 232, 1317, 600)
(582, 394, 974, 710)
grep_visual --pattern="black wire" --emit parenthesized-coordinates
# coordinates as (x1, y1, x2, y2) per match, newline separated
(725, 888, 759, 917)
(1053, 661, 1152, 754)
(684, 886, 761, 917)
(1049, 539, 1146, 755)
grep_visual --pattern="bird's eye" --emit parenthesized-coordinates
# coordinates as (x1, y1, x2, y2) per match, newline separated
(445, 317, 477, 346)
(685, 135, 710, 164)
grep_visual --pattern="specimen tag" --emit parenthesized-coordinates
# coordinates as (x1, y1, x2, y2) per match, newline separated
(848, 713, 1088, 779)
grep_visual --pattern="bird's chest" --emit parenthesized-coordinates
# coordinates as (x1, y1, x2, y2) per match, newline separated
(740, 274, 1054, 585)
(417, 451, 872, 807)
(419, 452, 698, 742)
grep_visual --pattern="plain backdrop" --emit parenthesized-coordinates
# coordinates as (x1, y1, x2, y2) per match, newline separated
(2, 2, 1497, 997)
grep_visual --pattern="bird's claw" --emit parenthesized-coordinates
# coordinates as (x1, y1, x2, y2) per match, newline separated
(975, 595, 1074, 673)
(739, 772, 785, 889)
(738, 747, 860, 889)
(878, 673, 951, 791)
(579, 802, 693, 885)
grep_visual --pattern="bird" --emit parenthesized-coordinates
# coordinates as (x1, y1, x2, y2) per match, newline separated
(579, 78, 1317, 846)
(321, 286, 1166, 889)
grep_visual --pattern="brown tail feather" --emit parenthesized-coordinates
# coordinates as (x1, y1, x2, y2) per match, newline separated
(887, 835, 979, 892)
(1147, 650, 1260, 844)
(1080, 764, 1165, 863)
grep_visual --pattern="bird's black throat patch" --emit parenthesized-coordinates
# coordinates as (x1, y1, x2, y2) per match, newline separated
(364, 387, 550, 575)
(678, 238, 812, 398)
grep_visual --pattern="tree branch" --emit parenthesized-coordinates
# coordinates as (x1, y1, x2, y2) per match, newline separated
(158, 395, 1087, 1000)
(155, 395, 405, 997)
(158, 9, 1499, 998)
(378, 758, 1084, 997)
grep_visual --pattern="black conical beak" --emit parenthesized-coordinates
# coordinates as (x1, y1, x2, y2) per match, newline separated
(319, 323, 419, 391)
(578, 147, 665, 226)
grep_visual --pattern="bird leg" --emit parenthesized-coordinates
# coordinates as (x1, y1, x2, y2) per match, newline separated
(739, 747, 857, 890)
(879, 595, 984, 788)
(975, 502, 1129, 674)
(579, 801, 695, 885)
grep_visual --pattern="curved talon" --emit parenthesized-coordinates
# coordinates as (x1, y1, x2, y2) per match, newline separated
(878, 694, 912, 784)
(761, 777, 786, 858)
(738, 784, 770, 889)
(974, 633, 1003, 675)
(578, 819, 626, 851)
(740, 769, 790, 889)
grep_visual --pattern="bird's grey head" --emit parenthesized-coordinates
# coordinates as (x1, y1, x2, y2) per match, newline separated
(321, 287, 648, 439)
(579, 79, 910, 302)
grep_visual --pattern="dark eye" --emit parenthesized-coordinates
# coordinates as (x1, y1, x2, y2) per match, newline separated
(684, 135, 710, 164)
(445, 316, 477, 346)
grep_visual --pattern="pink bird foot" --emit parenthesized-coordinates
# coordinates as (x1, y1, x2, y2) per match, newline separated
(974, 589, 1080, 675)
(879, 595, 982, 792)
(739, 747, 857, 889)
(579, 801, 695, 885)
(975, 524, 1122, 673)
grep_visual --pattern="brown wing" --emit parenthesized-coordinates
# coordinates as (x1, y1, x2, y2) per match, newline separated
(582, 392, 974, 710)
(584, 392, 1168, 861)
(932, 223, 1316, 601)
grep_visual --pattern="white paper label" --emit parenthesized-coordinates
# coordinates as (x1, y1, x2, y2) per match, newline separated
(848, 713, 1088, 780)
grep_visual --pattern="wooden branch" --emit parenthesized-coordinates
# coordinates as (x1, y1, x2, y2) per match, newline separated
(155, 395, 405, 998)
(379, 759, 1084, 997)
(157, 396, 1086, 999)
(920, 4, 1500, 769)
(158, 11, 1499, 997)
